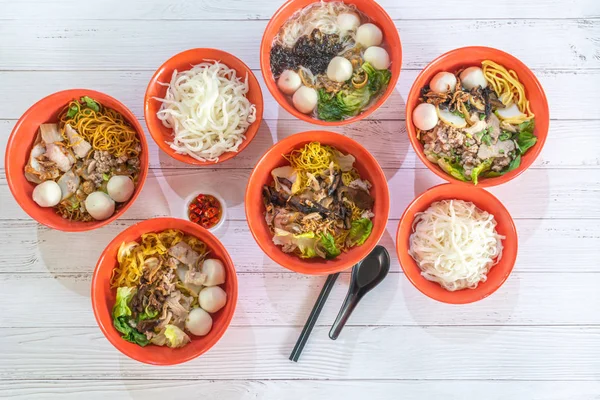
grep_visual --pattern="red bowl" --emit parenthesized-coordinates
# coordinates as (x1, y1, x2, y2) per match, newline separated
(91, 218, 238, 365)
(245, 131, 390, 275)
(396, 184, 518, 304)
(406, 46, 550, 187)
(4, 89, 149, 232)
(260, 0, 402, 126)
(144, 48, 264, 165)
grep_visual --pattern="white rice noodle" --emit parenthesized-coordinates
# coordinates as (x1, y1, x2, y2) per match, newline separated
(408, 199, 505, 291)
(155, 61, 257, 162)
(275, 1, 360, 49)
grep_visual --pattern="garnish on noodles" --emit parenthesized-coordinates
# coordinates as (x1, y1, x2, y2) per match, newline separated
(25, 96, 142, 221)
(262, 142, 374, 259)
(110, 229, 228, 348)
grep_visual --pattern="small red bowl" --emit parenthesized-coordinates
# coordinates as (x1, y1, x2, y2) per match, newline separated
(91, 218, 238, 365)
(144, 48, 264, 165)
(396, 184, 518, 304)
(4, 89, 149, 232)
(245, 131, 390, 275)
(260, 0, 402, 126)
(406, 46, 550, 187)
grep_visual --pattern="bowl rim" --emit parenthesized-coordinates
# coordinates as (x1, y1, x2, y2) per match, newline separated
(259, 0, 402, 126)
(245, 130, 390, 275)
(4, 88, 149, 232)
(395, 183, 518, 304)
(405, 46, 550, 187)
(90, 217, 238, 365)
(143, 47, 264, 166)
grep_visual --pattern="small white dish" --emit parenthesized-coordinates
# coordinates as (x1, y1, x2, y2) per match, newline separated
(182, 190, 227, 232)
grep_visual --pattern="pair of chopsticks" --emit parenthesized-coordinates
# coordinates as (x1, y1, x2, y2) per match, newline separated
(289, 273, 339, 362)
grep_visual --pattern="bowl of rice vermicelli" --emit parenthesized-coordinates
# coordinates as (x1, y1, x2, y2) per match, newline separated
(406, 47, 549, 187)
(92, 217, 237, 365)
(5, 89, 148, 232)
(144, 48, 264, 165)
(246, 130, 389, 275)
(396, 184, 518, 304)
(260, 0, 401, 126)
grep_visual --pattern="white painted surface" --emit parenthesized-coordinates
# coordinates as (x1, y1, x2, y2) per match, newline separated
(1, 0, 599, 399)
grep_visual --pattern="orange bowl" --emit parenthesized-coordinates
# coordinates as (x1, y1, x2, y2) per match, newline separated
(91, 218, 238, 365)
(396, 184, 518, 304)
(406, 46, 549, 187)
(4, 89, 149, 232)
(260, 0, 402, 126)
(245, 131, 390, 275)
(144, 48, 264, 165)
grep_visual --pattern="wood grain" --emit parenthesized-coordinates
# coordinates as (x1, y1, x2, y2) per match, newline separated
(1, 219, 598, 275)
(1, 20, 599, 70)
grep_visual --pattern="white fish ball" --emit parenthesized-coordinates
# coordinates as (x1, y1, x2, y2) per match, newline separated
(185, 307, 213, 336)
(356, 23, 383, 48)
(292, 86, 318, 114)
(199, 286, 227, 313)
(429, 71, 457, 93)
(337, 12, 361, 32)
(202, 259, 226, 286)
(32, 180, 62, 207)
(277, 70, 302, 95)
(107, 175, 135, 203)
(412, 103, 439, 131)
(460, 67, 488, 90)
(85, 191, 115, 221)
(327, 56, 353, 83)
(363, 46, 390, 70)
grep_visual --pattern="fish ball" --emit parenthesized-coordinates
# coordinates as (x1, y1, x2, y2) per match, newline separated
(292, 86, 318, 114)
(185, 307, 213, 336)
(327, 56, 353, 83)
(363, 46, 390, 70)
(32, 180, 62, 207)
(202, 259, 226, 286)
(199, 286, 227, 313)
(460, 67, 488, 90)
(337, 12, 360, 32)
(107, 175, 135, 203)
(356, 23, 383, 47)
(85, 191, 115, 221)
(429, 71, 457, 93)
(412, 103, 439, 131)
(277, 70, 302, 95)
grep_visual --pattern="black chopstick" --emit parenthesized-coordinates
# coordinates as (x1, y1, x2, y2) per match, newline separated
(289, 273, 340, 362)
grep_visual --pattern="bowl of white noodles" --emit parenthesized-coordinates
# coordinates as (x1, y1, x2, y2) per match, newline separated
(145, 48, 263, 165)
(396, 184, 518, 304)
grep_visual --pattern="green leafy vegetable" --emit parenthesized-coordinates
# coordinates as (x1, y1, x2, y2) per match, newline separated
(112, 287, 148, 346)
(484, 155, 521, 178)
(81, 96, 100, 112)
(479, 113, 486, 120)
(515, 120, 537, 154)
(319, 233, 341, 259)
(138, 306, 158, 321)
(164, 324, 190, 348)
(451, 110, 465, 118)
(498, 131, 512, 141)
(66, 104, 79, 118)
(347, 218, 373, 247)
(438, 157, 468, 181)
(113, 287, 135, 319)
(102, 173, 110, 181)
(362, 62, 391, 93)
(272, 229, 319, 258)
(481, 133, 492, 146)
(471, 158, 493, 185)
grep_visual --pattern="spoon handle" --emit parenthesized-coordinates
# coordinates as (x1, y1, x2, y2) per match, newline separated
(289, 273, 340, 362)
(329, 291, 359, 340)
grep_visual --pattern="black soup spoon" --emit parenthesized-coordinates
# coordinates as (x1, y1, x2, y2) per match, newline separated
(329, 245, 391, 340)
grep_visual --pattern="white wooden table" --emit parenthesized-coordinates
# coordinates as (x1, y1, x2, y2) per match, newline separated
(1, 1, 600, 398)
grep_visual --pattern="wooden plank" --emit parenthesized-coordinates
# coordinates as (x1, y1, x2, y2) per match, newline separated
(2, 168, 600, 221)
(1, 0, 597, 20)
(2, 118, 600, 171)
(2, 379, 599, 400)
(1, 20, 599, 70)
(0, 69, 598, 121)
(0, 326, 598, 380)
(1, 271, 599, 328)
(0, 219, 598, 275)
